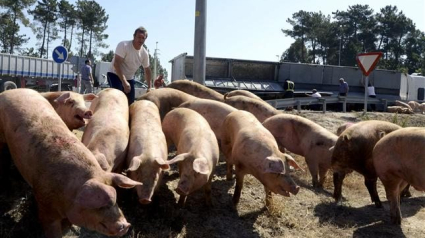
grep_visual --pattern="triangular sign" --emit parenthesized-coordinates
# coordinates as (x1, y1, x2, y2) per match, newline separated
(356, 52, 383, 76)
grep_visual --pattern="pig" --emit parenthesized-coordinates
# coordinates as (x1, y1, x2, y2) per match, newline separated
(41, 91, 97, 130)
(162, 108, 219, 206)
(336, 122, 356, 136)
(138, 88, 197, 120)
(331, 120, 401, 207)
(373, 127, 425, 224)
(407, 101, 425, 114)
(221, 110, 302, 206)
(178, 98, 237, 141)
(224, 95, 281, 122)
(395, 100, 412, 110)
(167, 79, 224, 102)
(126, 100, 170, 204)
(0, 88, 141, 237)
(224, 89, 262, 100)
(387, 106, 414, 114)
(263, 114, 338, 188)
(82, 88, 129, 172)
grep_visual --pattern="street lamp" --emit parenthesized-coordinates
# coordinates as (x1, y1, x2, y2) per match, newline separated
(338, 25, 342, 66)
(276, 55, 280, 62)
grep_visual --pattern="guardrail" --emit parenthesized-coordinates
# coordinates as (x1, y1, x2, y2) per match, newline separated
(266, 96, 388, 113)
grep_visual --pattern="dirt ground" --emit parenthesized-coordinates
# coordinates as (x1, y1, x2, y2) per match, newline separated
(1, 111, 424, 238)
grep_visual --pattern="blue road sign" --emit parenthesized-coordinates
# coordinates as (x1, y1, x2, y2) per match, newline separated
(52, 45, 68, 64)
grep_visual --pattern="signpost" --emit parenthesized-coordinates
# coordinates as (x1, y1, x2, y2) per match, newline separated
(356, 52, 383, 114)
(52, 45, 68, 92)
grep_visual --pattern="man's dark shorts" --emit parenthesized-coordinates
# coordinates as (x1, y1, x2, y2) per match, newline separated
(107, 72, 135, 105)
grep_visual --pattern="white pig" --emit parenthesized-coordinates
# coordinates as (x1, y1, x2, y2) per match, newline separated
(41, 91, 97, 130)
(373, 127, 425, 225)
(82, 88, 129, 172)
(221, 110, 302, 206)
(126, 100, 170, 204)
(0, 88, 141, 238)
(162, 108, 219, 206)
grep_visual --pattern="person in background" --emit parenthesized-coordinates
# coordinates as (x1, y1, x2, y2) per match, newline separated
(338, 78, 349, 96)
(154, 74, 166, 89)
(311, 89, 321, 98)
(307, 89, 321, 110)
(79, 59, 94, 94)
(368, 83, 376, 110)
(107, 26, 152, 105)
(283, 78, 295, 98)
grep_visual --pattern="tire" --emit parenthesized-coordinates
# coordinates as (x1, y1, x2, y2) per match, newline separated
(3, 81, 17, 91)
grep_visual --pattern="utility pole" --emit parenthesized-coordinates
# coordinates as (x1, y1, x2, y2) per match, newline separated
(154, 41, 159, 82)
(193, 0, 207, 84)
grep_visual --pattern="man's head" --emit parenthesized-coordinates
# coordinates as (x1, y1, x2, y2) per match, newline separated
(339, 78, 344, 83)
(133, 26, 148, 50)
(85, 59, 91, 65)
(312, 89, 317, 93)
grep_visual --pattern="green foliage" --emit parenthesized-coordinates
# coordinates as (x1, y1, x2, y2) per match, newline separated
(391, 113, 410, 127)
(282, 4, 425, 73)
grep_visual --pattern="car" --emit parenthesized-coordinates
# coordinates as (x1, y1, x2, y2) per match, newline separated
(49, 83, 73, 92)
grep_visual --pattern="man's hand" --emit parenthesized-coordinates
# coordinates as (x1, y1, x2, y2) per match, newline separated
(122, 80, 131, 93)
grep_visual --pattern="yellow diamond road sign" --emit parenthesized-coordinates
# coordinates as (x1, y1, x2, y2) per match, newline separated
(356, 52, 383, 76)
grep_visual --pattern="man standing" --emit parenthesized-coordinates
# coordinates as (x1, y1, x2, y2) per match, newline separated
(107, 26, 152, 105)
(339, 78, 349, 96)
(154, 74, 165, 89)
(283, 78, 295, 98)
(80, 59, 94, 94)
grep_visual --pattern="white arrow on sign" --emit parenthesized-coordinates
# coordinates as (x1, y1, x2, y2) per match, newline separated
(55, 49, 64, 60)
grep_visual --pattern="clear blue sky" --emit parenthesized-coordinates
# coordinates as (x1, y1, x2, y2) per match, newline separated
(20, 0, 425, 79)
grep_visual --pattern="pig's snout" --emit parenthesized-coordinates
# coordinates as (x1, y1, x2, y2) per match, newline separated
(114, 222, 131, 237)
(83, 110, 93, 119)
(290, 185, 300, 195)
(138, 198, 152, 204)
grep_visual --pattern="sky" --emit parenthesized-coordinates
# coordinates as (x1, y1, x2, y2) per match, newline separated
(19, 0, 425, 80)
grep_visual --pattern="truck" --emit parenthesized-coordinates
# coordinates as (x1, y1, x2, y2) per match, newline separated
(0, 53, 76, 92)
(169, 53, 425, 102)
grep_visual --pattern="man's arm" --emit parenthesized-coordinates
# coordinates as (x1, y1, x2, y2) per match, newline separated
(113, 54, 131, 93)
(89, 67, 94, 84)
(144, 67, 152, 89)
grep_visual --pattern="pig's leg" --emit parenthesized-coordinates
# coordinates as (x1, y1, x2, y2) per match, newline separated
(265, 187, 273, 207)
(318, 163, 329, 188)
(400, 184, 411, 198)
(333, 171, 346, 205)
(364, 176, 382, 208)
(306, 157, 319, 187)
(232, 168, 245, 205)
(382, 181, 403, 225)
(204, 180, 212, 207)
(37, 203, 63, 238)
(226, 161, 234, 181)
(178, 195, 187, 207)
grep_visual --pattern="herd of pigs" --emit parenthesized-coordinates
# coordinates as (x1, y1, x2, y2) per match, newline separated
(0, 79, 423, 237)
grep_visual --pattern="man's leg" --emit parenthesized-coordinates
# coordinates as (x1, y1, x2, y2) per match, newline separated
(79, 81, 86, 94)
(107, 72, 124, 91)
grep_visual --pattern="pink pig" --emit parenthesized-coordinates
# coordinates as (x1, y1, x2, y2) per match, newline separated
(162, 108, 219, 206)
(221, 110, 302, 206)
(82, 88, 129, 172)
(41, 91, 97, 130)
(126, 100, 170, 204)
(0, 89, 141, 237)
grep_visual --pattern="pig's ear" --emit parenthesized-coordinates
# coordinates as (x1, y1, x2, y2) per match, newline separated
(109, 173, 142, 189)
(284, 154, 304, 172)
(342, 134, 351, 142)
(127, 156, 142, 171)
(263, 157, 284, 174)
(83, 93, 98, 101)
(193, 157, 210, 175)
(75, 180, 116, 209)
(54, 92, 71, 104)
(154, 157, 170, 170)
(167, 153, 189, 165)
(377, 130, 387, 139)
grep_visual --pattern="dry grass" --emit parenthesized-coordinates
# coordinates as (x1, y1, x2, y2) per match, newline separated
(1, 111, 424, 238)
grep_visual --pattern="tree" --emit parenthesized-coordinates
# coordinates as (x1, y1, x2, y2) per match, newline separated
(76, 0, 108, 58)
(0, 0, 36, 54)
(28, 0, 59, 58)
(0, 13, 30, 53)
(58, 0, 77, 53)
(282, 39, 309, 63)
(100, 50, 114, 62)
(282, 10, 311, 63)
